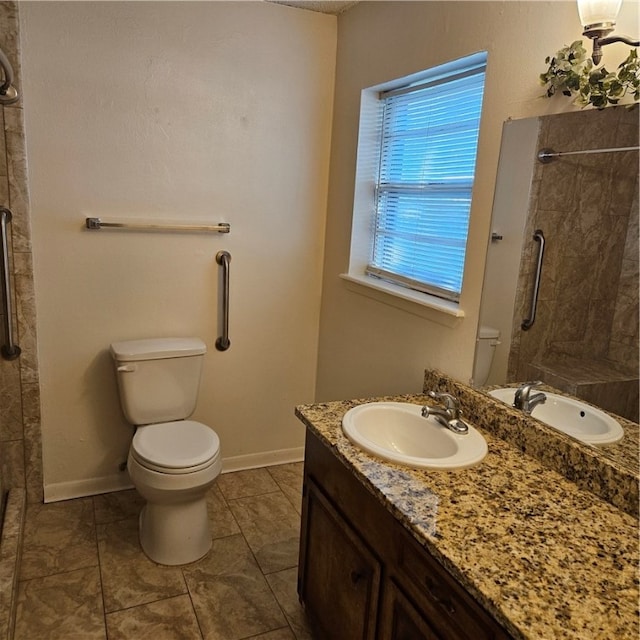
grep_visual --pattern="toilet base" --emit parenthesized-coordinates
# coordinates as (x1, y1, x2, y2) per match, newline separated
(139, 496, 212, 565)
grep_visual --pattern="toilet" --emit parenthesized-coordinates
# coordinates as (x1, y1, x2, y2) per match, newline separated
(110, 337, 221, 566)
(473, 325, 501, 386)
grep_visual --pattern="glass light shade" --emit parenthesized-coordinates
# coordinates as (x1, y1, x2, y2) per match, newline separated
(577, 0, 622, 26)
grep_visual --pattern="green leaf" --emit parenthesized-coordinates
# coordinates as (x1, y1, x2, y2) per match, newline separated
(540, 43, 640, 109)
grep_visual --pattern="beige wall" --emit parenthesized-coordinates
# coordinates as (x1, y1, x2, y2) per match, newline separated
(15, 0, 640, 500)
(20, 1, 336, 500)
(477, 115, 540, 385)
(316, 0, 639, 401)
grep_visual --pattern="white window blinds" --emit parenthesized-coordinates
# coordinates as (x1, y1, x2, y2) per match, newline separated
(366, 55, 487, 303)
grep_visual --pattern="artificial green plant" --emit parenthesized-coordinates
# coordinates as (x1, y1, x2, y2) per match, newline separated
(540, 40, 639, 109)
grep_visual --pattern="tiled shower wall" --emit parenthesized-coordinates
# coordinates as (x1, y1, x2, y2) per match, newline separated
(0, 0, 42, 504)
(508, 106, 639, 421)
(0, 4, 42, 636)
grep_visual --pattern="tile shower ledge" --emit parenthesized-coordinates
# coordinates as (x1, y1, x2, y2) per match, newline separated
(295, 395, 639, 640)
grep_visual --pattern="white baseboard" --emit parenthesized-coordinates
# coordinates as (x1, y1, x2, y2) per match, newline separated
(44, 473, 134, 503)
(43, 446, 306, 502)
(220, 447, 305, 474)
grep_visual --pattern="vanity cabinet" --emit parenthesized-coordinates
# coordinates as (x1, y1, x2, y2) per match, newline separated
(298, 430, 512, 640)
(300, 477, 381, 639)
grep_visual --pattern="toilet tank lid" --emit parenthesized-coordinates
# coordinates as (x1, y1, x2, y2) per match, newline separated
(478, 326, 500, 340)
(110, 337, 206, 361)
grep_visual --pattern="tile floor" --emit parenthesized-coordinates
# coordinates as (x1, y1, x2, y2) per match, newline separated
(13, 464, 313, 640)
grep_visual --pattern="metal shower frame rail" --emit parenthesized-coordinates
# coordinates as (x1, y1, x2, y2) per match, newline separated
(537, 145, 640, 163)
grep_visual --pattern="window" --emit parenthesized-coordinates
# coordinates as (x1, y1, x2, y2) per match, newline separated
(346, 52, 487, 310)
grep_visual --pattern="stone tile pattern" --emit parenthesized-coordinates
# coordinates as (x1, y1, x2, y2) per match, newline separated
(13, 465, 312, 640)
(295, 394, 640, 640)
(0, 0, 44, 506)
(425, 369, 639, 517)
(0, 489, 24, 640)
(507, 106, 639, 422)
(0, 3, 41, 636)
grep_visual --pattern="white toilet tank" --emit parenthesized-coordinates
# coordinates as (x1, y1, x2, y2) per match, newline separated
(473, 326, 500, 386)
(110, 337, 206, 426)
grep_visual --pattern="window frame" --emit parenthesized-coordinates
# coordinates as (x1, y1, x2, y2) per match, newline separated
(342, 52, 488, 320)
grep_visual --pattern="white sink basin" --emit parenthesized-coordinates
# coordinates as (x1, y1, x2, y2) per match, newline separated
(488, 388, 624, 445)
(341, 402, 488, 470)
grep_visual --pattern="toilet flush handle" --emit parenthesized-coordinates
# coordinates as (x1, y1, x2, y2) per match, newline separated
(117, 364, 136, 373)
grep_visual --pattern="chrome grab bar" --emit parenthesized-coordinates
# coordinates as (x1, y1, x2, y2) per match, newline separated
(0, 47, 19, 105)
(85, 217, 230, 234)
(0, 208, 20, 360)
(521, 229, 545, 331)
(215, 251, 231, 351)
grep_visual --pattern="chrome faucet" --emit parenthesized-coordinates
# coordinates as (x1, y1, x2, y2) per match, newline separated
(513, 381, 547, 415)
(421, 391, 469, 434)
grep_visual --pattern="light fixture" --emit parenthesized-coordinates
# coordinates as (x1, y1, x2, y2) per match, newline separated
(577, 0, 639, 64)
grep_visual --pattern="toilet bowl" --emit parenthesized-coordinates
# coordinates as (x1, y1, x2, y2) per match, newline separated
(110, 338, 222, 566)
(128, 419, 221, 565)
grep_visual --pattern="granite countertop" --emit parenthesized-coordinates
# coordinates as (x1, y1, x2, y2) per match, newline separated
(295, 393, 640, 640)
(425, 371, 639, 517)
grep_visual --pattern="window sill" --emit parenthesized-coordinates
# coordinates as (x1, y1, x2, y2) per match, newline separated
(339, 273, 465, 328)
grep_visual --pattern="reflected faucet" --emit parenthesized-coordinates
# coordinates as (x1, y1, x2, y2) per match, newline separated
(513, 381, 547, 415)
(421, 391, 469, 434)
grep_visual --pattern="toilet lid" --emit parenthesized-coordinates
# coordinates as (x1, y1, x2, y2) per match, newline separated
(132, 420, 220, 471)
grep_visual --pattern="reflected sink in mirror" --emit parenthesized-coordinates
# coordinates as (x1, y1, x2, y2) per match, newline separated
(342, 402, 488, 470)
(489, 389, 624, 445)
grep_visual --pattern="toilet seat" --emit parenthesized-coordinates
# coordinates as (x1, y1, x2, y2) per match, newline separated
(132, 420, 220, 475)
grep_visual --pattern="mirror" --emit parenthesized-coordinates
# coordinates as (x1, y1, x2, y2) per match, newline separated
(476, 106, 639, 475)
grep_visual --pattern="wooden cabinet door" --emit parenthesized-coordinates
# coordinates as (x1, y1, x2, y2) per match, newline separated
(379, 580, 443, 640)
(298, 478, 381, 640)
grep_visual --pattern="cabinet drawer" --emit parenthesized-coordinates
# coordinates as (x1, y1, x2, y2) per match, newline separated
(396, 528, 509, 640)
